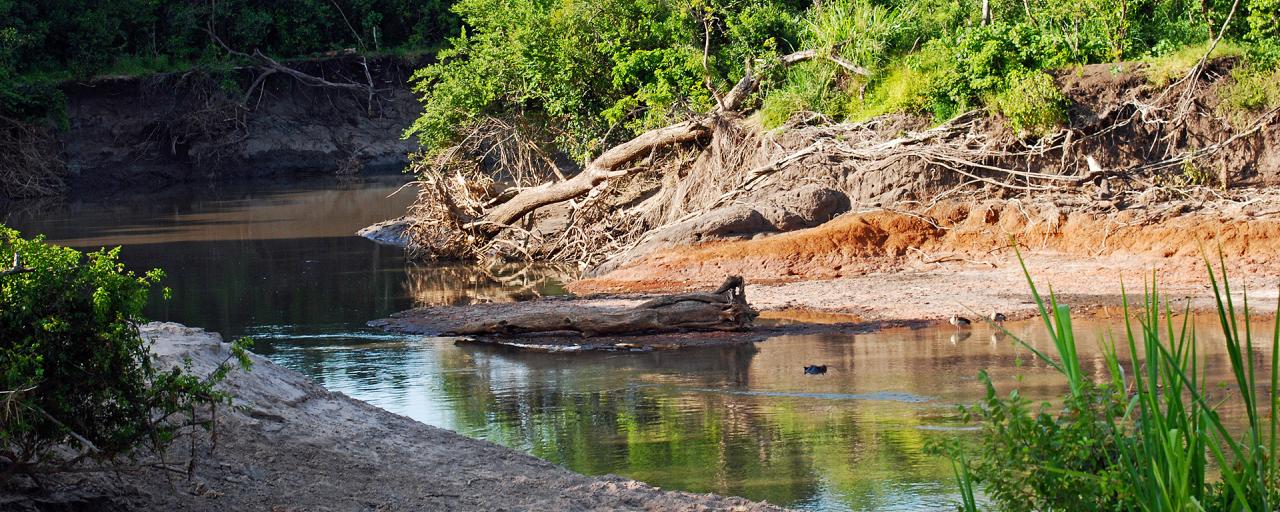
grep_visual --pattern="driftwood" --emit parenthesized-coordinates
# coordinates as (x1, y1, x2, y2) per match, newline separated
(444, 276, 758, 338)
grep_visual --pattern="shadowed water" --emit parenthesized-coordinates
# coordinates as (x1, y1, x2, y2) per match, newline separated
(4, 175, 1269, 511)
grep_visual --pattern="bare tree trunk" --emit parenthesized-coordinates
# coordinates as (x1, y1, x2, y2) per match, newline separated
(468, 119, 712, 234)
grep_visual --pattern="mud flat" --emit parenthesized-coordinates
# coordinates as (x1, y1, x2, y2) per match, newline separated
(0, 323, 784, 511)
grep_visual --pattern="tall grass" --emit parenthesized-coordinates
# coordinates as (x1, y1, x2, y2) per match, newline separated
(950, 252, 1280, 510)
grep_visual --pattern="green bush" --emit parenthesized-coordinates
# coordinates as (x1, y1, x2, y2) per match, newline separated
(987, 70, 1068, 136)
(1246, 0, 1280, 45)
(920, 24, 1072, 127)
(0, 226, 249, 472)
(953, 374, 1134, 511)
(1221, 62, 1280, 114)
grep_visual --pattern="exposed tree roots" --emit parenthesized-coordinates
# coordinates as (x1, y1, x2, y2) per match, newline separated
(401, 56, 1279, 270)
(0, 116, 66, 200)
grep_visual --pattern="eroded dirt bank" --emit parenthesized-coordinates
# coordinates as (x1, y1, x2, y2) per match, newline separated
(0, 323, 783, 511)
(55, 55, 423, 193)
(572, 194, 1280, 321)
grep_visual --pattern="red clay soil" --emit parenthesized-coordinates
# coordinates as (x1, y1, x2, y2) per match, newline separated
(572, 196, 1280, 321)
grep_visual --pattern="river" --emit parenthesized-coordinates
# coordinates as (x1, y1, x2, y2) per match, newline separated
(3, 174, 1264, 511)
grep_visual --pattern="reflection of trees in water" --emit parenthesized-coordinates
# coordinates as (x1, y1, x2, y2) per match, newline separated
(403, 262, 577, 306)
(429, 345, 954, 509)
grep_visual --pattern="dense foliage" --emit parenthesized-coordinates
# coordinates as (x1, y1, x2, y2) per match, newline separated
(0, 0, 460, 122)
(0, 226, 250, 472)
(409, 0, 1280, 160)
(405, 0, 808, 160)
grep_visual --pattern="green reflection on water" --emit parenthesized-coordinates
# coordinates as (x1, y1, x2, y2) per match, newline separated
(420, 343, 961, 510)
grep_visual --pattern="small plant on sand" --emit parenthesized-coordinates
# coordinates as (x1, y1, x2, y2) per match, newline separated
(939, 250, 1280, 511)
(0, 226, 252, 478)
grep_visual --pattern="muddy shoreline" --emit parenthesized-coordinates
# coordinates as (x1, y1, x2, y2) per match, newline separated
(0, 323, 784, 511)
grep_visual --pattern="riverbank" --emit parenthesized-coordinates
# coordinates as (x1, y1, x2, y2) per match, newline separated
(570, 194, 1280, 322)
(1, 55, 425, 203)
(1, 323, 783, 511)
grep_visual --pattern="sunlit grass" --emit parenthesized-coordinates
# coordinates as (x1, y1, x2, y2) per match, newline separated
(1143, 40, 1247, 87)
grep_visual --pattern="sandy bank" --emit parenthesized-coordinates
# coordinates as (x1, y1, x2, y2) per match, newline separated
(572, 196, 1280, 322)
(1, 323, 784, 511)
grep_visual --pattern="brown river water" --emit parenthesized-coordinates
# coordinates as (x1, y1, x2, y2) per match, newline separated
(4, 174, 1272, 511)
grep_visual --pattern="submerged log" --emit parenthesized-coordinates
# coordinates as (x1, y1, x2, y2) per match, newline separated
(444, 276, 758, 338)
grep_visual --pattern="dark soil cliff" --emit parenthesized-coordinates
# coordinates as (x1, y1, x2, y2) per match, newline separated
(53, 55, 423, 193)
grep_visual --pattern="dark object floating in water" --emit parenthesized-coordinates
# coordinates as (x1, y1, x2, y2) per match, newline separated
(804, 365, 828, 375)
(949, 315, 972, 328)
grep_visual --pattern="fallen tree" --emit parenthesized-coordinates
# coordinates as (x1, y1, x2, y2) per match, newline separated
(444, 276, 757, 337)
(407, 48, 868, 258)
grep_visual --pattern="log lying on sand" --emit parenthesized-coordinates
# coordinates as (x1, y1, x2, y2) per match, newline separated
(444, 276, 758, 338)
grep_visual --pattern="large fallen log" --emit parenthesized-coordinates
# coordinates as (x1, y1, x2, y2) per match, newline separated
(444, 276, 758, 338)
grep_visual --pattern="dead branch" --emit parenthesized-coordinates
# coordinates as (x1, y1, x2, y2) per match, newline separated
(467, 118, 712, 235)
(204, 5, 378, 112)
(0, 253, 32, 277)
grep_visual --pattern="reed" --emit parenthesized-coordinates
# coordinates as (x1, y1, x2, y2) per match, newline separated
(949, 251, 1280, 510)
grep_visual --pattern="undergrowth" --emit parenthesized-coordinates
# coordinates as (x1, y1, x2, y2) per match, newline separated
(1221, 63, 1280, 117)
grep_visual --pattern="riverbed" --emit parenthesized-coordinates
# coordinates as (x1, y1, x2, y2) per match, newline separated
(3, 175, 1266, 511)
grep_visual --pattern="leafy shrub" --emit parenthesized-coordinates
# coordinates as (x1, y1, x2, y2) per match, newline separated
(921, 24, 1071, 128)
(0, 226, 250, 472)
(952, 374, 1134, 511)
(1245, 0, 1280, 45)
(987, 70, 1068, 136)
(1221, 62, 1280, 113)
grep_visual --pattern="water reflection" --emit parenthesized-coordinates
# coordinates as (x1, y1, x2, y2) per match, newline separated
(269, 316, 1270, 511)
(403, 262, 574, 306)
(4, 175, 1274, 511)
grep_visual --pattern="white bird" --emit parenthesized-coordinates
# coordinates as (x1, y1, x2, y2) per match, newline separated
(949, 315, 972, 328)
